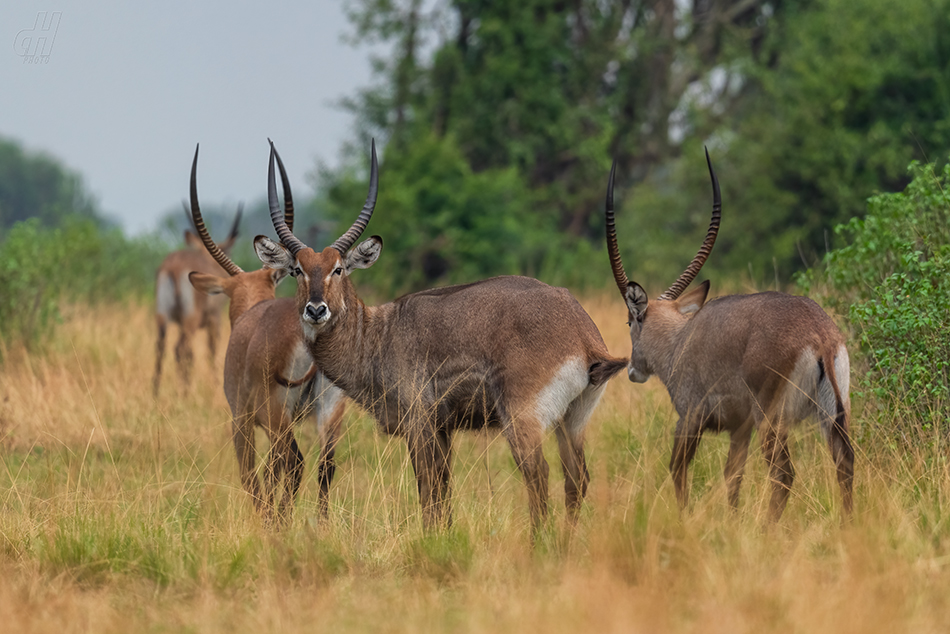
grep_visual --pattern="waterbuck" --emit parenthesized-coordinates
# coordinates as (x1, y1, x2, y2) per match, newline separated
(254, 142, 627, 531)
(186, 146, 345, 521)
(604, 151, 854, 520)
(153, 197, 242, 395)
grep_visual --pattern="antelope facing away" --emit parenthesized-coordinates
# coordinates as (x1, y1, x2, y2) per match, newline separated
(254, 142, 627, 532)
(153, 199, 242, 395)
(605, 151, 854, 521)
(186, 146, 346, 522)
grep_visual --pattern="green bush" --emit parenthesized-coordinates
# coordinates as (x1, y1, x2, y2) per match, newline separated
(0, 219, 60, 351)
(0, 217, 165, 353)
(802, 161, 950, 429)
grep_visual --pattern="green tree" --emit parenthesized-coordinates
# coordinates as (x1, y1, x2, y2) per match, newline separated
(326, 0, 776, 291)
(317, 133, 544, 294)
(716, 0, 950, 275)
(326, 0, 950, 289)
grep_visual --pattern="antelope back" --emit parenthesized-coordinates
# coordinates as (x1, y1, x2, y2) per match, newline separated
(665, 292, 846, 399)
(155, 246, 228, 323)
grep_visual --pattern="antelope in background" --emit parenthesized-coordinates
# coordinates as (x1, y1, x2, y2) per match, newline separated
(254, 142, 627, 532)
(186, 145, 346, 522)
(153, 198, 242, 395)
(604, 150, 854, 521)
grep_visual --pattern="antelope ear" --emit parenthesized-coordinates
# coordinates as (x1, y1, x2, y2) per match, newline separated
(345, 235, 382, 274)
(624, 282, 649, 318)
(270, 267, 289, 287)
(677, 280, 710, 316)
(184, 231, 202, 249)
(189, 271, 226, 296)
(254, 235, 295, 273)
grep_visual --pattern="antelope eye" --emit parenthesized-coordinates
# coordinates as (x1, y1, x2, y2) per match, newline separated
(333, 267, 343, 276)
(292, 267, 302, 277)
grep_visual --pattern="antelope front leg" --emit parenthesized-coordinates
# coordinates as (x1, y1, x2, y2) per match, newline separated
(232, 415, 264, 513)
(316, 398, 346, 517)
(669, 417, 702, 511)
(271, 431, 304, 524)
(407, 425, 453, 530)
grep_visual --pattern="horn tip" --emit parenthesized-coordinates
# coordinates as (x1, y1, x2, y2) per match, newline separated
(606, 159, 617, 209)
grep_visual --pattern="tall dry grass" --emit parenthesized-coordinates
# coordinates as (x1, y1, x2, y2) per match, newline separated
(0, 296, 948, 633)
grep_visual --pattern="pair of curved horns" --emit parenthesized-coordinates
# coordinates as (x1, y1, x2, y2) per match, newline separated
(606, 148, 721, 302)
(187, 144, 294, 277)
(268, 139, 378, 257)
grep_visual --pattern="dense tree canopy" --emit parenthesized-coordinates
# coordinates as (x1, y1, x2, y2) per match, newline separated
(317, 0, 950, 292)
(319, 0, 774, 291)
(708, 0, 950, 274)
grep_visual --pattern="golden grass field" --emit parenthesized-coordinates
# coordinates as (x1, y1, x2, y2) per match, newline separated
(0, 293, 948, 633)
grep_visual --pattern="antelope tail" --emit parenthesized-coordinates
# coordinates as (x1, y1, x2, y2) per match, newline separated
(817, 349, 852, 461)
(589, 357, 628, 387)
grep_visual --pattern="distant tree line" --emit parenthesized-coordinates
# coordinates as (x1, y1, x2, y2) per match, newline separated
(0, 136, 102, 231)
(0, 136, 165, 352)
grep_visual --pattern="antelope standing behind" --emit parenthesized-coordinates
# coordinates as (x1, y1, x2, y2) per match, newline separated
(604, 151, 854, 521)
(153, 199, 242, 395)
(186, 146, 346, 521)
(254, 142, 627, 532)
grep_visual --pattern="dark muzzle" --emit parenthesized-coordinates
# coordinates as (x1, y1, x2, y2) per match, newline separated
(304, 301, 329, 324)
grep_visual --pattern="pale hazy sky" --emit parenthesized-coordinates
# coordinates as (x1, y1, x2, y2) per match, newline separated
(1, 2, 379, 235)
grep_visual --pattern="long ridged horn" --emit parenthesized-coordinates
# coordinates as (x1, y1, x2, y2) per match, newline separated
(330, 139, 378, 255)
(605, 159, 630, 297)
(190, 144, 243, 276)
(272, 143, 294, 232)
(267, 141, 308, 256)
(658, 147, 721, 301)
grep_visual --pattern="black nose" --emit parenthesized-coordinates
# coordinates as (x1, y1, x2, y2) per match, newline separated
(305, 303, 328, 322)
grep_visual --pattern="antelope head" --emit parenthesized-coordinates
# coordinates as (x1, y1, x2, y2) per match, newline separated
(254, 141, 381, 338)
(605, 149, 721, 383)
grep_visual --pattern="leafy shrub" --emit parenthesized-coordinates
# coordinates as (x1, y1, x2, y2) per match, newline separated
(801, 161, 950, 430)
(0, 217, 165, 353)
(0, 219, 60, 351)
(319, 133, 545, 294)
